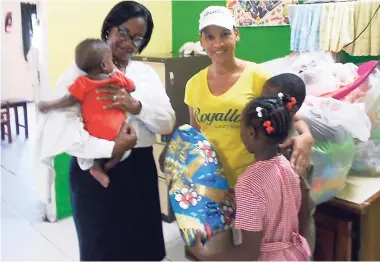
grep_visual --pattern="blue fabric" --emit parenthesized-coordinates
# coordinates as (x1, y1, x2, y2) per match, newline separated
(289, 4, 322, 52)
(164, 124, 234, 246)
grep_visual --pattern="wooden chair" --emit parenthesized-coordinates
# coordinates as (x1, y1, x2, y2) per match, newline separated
(1, 102, 12, 143)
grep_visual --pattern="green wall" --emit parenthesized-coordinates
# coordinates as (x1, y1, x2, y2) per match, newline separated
(172, 0, 292, 63)
(342, 51, 380, 64)
(53, 153, 72, 219)
(172, 1, 380, 64)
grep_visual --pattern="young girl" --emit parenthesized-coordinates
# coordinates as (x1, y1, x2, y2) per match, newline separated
(188, 94, 311, 261)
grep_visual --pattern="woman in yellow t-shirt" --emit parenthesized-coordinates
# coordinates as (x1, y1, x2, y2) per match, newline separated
(185, 6, 313, 189)
(169, 6, 314, 260)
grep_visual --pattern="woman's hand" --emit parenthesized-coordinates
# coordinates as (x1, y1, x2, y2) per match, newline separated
(279, 133, 314, 174)
(112, 122, 137, 157)
(228, 188, 236, 211)
(158, 146, 166, 172)
(97, 83, 142, 115)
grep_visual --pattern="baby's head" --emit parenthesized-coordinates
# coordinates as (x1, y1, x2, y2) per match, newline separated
(240, 94, 295, 154)
(263, 73, 306, 115)
(75, 38, 114, 75)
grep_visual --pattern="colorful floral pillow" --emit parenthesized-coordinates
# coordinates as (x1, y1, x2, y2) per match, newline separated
(164, 124, 234, 246)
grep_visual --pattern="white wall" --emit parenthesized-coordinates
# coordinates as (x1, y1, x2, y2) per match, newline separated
(1, 0, 38, 101)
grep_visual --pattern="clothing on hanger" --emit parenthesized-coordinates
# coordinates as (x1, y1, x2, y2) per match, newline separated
(288, 4, 322, 52)
(343, 0, 380, 56)
(319, 1, 355, 52)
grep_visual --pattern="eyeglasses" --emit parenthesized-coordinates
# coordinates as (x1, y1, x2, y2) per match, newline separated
(116, 26, 144, 47)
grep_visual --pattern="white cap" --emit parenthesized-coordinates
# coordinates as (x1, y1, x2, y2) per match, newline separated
(199, 6, 236, 32)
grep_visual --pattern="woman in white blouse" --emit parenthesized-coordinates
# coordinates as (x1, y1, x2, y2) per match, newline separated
(43, 1, 175, 260)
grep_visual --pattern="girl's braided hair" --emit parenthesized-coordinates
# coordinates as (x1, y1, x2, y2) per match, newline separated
(243, 93, 296, 144)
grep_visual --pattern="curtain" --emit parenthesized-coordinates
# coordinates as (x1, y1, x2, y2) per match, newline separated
(20, 2, 37, 61)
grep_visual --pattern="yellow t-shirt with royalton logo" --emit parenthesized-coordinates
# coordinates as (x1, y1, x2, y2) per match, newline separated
(184, 63, 272, 188)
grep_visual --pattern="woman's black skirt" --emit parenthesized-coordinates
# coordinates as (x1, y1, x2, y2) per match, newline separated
(69, 147, 165, 261)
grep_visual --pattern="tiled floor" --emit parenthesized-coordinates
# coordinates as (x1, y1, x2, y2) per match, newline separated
(1, 103, 188, 261)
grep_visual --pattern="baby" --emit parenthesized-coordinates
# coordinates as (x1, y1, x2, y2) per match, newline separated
(38, 38, 135, 188)
(262, 73, 316, 256)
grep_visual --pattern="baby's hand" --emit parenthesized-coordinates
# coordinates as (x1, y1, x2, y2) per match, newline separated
(37, 102, 50, 113)
(188, 232, 208, 260)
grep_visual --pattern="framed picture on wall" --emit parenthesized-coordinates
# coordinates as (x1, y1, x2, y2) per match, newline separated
(227, 0, 296, 27)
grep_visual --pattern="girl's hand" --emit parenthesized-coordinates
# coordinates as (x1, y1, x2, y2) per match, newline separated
(188, 232, 208, 260)
(279, 133, 313, 174)
(97, 83, 142, 115)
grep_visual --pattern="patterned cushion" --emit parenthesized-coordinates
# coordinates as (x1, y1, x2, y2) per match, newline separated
(164, 124, 234, 246)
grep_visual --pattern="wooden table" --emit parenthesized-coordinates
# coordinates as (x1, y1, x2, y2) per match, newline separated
(1, 99, 30, 139)
(314, 176, 380, 261)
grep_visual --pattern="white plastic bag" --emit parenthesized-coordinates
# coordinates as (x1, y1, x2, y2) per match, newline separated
(260, 55, 298, 75)
(350, 140, 380, 177)
(290, 51, 336, 74)
(358, 68, 380, 140)
(299, 96, 371, 142)
(331, 63, 358, 87)
(261, 52, 343, 97)
(364, 68, 380, 112)
(342, 68, 380, 177)
(299, 66, 339, 96)
(297, 97, 356, 204)
(343, 68, 380, 109)
(260, 51, 336, 76)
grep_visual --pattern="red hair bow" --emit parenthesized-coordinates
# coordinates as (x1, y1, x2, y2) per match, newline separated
(263, 120, 275, 134)
(287, 97, 297, 110)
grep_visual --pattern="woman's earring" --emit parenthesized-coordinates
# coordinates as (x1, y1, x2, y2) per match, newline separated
(105, 30, 109, 40)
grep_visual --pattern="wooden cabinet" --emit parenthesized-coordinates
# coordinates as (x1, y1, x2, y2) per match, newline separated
(132, 54, 211, 222)
(314, 210, 353, 260)
(314, 176, 380, 261)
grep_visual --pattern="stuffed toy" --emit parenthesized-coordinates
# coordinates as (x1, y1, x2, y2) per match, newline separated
(179, 41, 207, 56)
